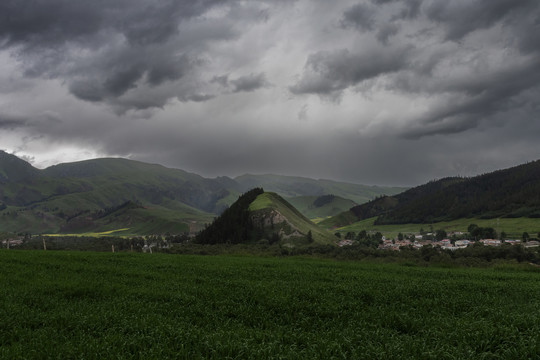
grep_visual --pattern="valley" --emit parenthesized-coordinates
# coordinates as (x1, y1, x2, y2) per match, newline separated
(2, 152, 540, 259)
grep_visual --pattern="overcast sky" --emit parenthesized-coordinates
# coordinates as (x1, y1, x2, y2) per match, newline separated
(1, 0, 539, 186)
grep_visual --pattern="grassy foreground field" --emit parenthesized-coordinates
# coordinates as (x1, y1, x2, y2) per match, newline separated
(1, 251, 539, 359)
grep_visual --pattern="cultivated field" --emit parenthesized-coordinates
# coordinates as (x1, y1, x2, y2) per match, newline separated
(1, 251, 539, 359)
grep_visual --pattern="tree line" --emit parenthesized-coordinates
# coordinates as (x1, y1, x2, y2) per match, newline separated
(344, 160, 540, 225)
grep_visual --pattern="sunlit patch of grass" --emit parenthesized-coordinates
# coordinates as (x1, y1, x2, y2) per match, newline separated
(311, 216, 331, 224)
(44, 228, 131, 237)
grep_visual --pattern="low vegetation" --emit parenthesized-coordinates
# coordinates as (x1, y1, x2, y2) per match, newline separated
(1, 250, 539, 359)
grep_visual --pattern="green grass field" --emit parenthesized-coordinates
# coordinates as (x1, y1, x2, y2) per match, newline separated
(1, 250, 539, 359)
(336, 217, 540, 239)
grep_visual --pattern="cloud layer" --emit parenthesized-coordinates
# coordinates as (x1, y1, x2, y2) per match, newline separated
(1, 0, 539, 186)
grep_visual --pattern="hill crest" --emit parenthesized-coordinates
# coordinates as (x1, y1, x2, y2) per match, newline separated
(0, 151, 41, 183)
(197, 190, 337, 246)
(249, 192, 337, 245)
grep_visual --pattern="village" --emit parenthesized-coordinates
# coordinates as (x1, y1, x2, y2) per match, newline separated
(338, 232, 540, 251)
(3, 231, 540, 252)
(377, 237, 540, 251)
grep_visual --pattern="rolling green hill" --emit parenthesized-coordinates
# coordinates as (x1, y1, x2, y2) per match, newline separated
(0, 152, 231, 234)
(0, 151, 41, 183)
(196, 189, 337, 246)
(43, 157, 235, 213)
(249, 192, 338, 245)
(322, 160, 540, 229)
(0, 151, 407, 235)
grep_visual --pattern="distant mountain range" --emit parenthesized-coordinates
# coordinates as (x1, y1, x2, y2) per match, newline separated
(0, 151, 404, 235)
(321, 160, 540, 228)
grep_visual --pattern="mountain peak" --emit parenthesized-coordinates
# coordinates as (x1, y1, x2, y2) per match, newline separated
(0, 151, 40, 182)
(196, 189, 336, 246)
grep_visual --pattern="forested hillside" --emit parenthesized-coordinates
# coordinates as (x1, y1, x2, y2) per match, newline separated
(323, 160, 540, 227)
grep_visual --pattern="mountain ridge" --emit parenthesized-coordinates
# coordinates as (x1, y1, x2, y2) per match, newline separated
(0, 151, 403, 234)
(321, 160, 540, 228)
(233, 173, 405, 204)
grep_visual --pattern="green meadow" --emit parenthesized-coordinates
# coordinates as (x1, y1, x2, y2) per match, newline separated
(1, 250, 539, 359)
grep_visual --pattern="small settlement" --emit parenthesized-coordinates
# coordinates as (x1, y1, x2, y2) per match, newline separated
(376, 236, 539, 251)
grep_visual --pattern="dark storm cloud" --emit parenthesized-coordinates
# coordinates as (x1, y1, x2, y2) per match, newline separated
(341, 1, 417, 43)
(211, 75, 230, 87)
(0, 115, 27, 129)
(210, 73, 270, 93)
(0, 0, 222, 49)
(289, 47, 410, 97)
(395, 53, 540, 139)
(184, 93, 215, 102)
(375, 23, 400, 44)
(0, 1, 103, 48)
(230, 73, 270, 93)
(0, 0, 240, 111)
(292, 0, 540, 139)
(424, 0, 537, 41)
(2, 0, 540, 187)
(341, 3, 377, 31)
(371, 0, 422, 20)
(68, 52, 195, 105)
(0, 112, 61, 131)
